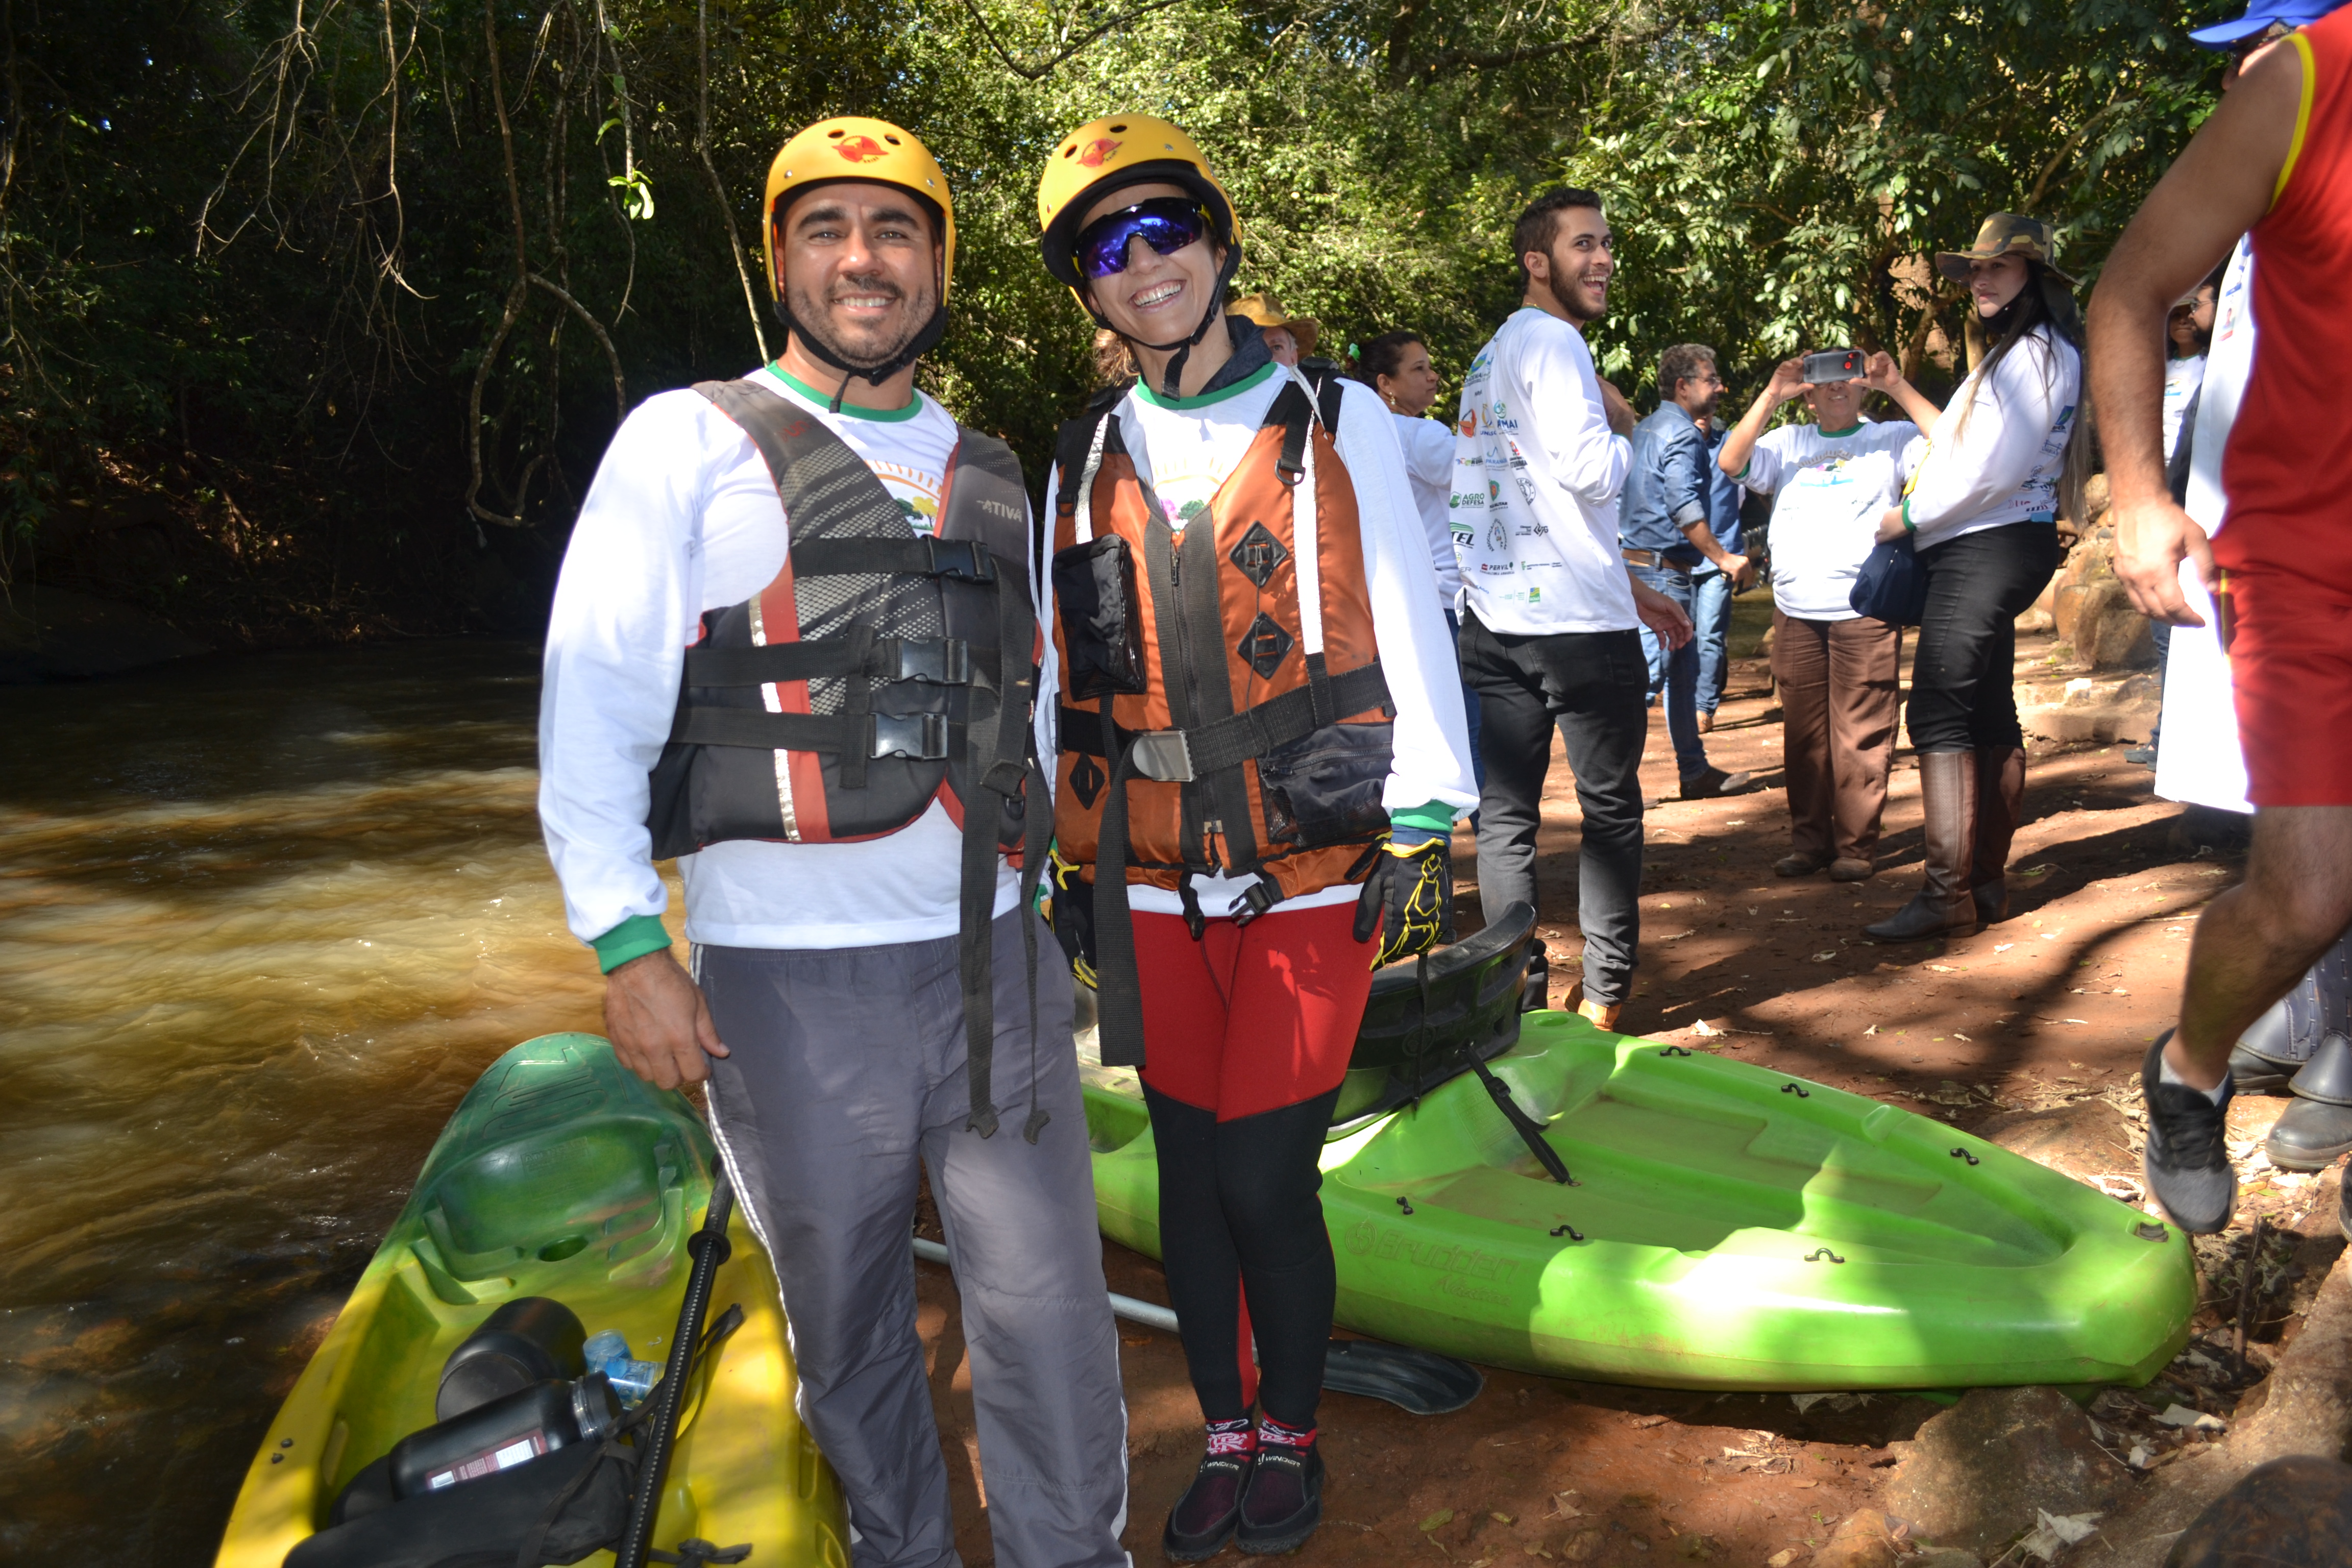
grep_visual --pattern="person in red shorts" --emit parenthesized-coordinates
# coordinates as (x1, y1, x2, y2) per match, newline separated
(2093, 0, 2352, 1237)
(1032, 116, 1477, 1558)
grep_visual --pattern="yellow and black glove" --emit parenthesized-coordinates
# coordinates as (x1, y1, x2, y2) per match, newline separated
(1352, 831, 1454, 968)
(1043, 846, 1100, 990)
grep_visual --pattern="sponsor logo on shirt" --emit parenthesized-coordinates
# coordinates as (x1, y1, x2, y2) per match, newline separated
(1478, 561, 1517, 575)
(1458, 409, 1478, 437)
(1487, 519, 1507, 551)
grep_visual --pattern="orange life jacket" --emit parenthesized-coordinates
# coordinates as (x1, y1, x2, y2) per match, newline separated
(1050, 371, 1393, 1060)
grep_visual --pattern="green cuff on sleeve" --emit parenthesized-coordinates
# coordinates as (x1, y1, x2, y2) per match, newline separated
(1389, 800, 1458, 837)
(592, 913, 673, 974)
(1901, 496, 1917, 533)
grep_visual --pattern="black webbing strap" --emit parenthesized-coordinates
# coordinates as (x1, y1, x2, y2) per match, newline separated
(669, 706, 960, 759)
(793, 535, 999, 582)
(1090, 720, 1150, 1067)
(1055, 662, 1390, 770)
(942, 426, 1040, 1138)
(680, 636, 976, 690)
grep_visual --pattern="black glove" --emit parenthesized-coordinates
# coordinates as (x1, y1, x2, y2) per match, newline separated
(1042, 847, 1099, 990)
(1352, 832, 1454, 968)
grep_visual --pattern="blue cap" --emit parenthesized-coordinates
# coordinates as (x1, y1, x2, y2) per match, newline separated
(2190, 0, 2348, 47)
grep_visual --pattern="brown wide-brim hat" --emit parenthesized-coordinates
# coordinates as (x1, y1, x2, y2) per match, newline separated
(1935, 212, 2077, 288)
(1228, 291, 1320, 357)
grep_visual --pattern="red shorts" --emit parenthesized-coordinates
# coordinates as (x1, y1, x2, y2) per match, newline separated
(2228, 570, 2352, 808)
(1134, 900, 1377, 1121)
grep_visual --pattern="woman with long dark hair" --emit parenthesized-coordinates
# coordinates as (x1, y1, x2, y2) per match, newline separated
(1866, 212, 2091, 941)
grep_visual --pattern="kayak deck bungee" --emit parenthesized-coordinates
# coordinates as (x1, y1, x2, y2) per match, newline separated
(1082, 1012, 2197, 1391)
(214, 1034, 849, 1567)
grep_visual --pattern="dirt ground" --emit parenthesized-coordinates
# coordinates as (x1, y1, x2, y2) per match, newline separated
(910, 621, 2348, 1567)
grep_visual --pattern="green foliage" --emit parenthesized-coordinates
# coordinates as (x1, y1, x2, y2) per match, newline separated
(0, 0, 2222, 631)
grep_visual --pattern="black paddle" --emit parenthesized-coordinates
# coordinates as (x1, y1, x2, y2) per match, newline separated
(614, 1169, 736, 1568)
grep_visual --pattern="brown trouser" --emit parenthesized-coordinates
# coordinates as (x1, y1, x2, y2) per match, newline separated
(1772, 608, 1901, 861)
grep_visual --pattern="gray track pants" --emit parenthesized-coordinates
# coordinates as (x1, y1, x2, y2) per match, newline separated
(699, 910, 1131, 1568)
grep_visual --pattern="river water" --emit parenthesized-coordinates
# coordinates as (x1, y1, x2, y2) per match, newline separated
(0, 641, 658, 1564)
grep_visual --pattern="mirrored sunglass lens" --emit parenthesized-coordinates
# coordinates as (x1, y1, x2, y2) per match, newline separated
(1077, 202, 1204, 279)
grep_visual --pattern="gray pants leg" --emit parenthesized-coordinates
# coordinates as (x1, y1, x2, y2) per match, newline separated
(699, 910, 1130, 1568)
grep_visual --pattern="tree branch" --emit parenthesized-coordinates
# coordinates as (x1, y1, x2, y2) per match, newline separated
(697, 0, 769, 360)
(1408, 23, 1603, 79)
(955, 0, 1188, 81)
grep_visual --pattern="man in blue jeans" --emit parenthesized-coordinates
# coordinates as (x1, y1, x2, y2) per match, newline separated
(1692, 417, 1749, 732)
(1621, 342, 1754, 798)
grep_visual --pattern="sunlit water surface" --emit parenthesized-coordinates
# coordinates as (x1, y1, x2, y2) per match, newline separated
(0, 641, 665, 1564)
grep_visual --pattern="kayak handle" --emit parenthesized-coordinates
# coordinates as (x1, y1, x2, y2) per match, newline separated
(1781, 1083, 1810, 1098)
(1660, 1046, 1692, 1058)
(1949, 1147, 1980, 1165)
(1804, 1247, 1846, 1264)
(1548, 1223, 1583, 1241)
(1395, 1196, 1415, 1215)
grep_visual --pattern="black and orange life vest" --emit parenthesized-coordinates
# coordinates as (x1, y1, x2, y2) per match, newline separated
(646, 378, 1044, 1136)
(1050, 369, 1393, 1062)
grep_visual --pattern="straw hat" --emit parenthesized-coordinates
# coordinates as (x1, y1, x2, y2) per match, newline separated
(1228, 292, 1320, 357)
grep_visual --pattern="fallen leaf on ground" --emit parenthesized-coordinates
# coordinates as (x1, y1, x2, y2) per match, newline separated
(2019, 1509, 2100, 1560)
(1864, 1025, 1879, 1036)
(1422, 1509, 1456, 1531)
(2156, 1404, 2225, 1431)
(1810, 950, 1839, 962)
(1928, 964, 1954, 973)
(1994, 942, 2014, 952)
(1767, 1551, 1802, 1568)
(1494, 1513, 1514, 1525)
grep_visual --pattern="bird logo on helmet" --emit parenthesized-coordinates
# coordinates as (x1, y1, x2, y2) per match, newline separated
(760, 116, 957, 393)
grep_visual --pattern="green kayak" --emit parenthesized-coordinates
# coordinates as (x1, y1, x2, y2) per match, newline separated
(216, 1034, 849, 1567)
(1081, 919, 2196, 1391)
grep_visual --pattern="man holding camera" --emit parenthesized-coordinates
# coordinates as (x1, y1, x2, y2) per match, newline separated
(1619, 342, 1753, 799)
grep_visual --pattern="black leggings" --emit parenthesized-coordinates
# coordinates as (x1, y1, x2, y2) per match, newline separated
(1143, 1084, 1342, 1429)
(1905, 523, 2062, 753)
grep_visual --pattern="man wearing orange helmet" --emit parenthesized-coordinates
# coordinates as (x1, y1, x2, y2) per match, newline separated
(1035, 116, 1476, 1560)
(540, 117, 1129, 1567)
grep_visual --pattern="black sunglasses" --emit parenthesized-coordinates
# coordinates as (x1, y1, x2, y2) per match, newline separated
(1074, 197, 1211, 282)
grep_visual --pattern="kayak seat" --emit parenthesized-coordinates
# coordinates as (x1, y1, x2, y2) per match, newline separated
(406, 1038, 701, 1302)
(1331, 902, 1537, 1126)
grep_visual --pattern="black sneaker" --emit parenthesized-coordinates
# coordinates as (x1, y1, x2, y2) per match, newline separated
(1164, 1447, 1252, 1561)
(1236, 1445, 1323, 1556)
(2141, 1031, 2237, 1235)
(1678, 767, 1753, 800)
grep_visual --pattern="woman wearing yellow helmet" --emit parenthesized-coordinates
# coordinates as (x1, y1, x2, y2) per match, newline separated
(1035, 115, 1478, 1560)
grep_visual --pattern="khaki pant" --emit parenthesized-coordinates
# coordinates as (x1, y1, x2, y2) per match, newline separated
(1772, 609, 1901, 862)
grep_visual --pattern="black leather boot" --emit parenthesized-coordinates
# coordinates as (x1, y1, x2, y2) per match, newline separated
(1867, 752, 1978, 942)
(2268, 1032, 2352, 1171)
(1970, 746, 2025, 925)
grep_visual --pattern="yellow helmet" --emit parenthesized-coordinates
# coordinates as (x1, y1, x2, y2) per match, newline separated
(1036, 114, 1239, 296)
(761, 116, 956, 306)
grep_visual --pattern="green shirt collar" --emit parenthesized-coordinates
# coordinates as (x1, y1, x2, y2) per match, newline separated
(764, 364, 924, 423)
(1816, 422, 1865, 438)
(1132, 361, 1281, 411)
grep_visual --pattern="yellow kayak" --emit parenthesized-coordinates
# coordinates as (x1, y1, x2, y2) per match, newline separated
(212, 1033, 850, 1567)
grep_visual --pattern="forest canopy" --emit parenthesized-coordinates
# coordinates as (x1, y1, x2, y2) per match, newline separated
(1, 0, 2225, 639)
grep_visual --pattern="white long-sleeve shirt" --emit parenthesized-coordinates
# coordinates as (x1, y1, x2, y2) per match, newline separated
(1390, 410, 1462, 608)
(538, 366, 1052, 954)
(1451, 307, 1637, 634)
(1902, 325, 2081, 546)
(1047, 362, 1477, 920)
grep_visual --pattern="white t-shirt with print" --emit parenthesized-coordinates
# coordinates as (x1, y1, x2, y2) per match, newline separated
(1390, 411, 1462, 607)
(2162, 354, 2206, 466)
(539, 365, 1050, 952)
(1902, 325, 2080, 546)
(1738, 418, 1921, 621)
(1451, 308, 1636, 636)
(1047, 362, 1477, 920)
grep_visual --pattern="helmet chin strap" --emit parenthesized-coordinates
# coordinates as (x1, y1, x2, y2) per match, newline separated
(1095, 244, 1242, 400)
(775, 253, 950, 411)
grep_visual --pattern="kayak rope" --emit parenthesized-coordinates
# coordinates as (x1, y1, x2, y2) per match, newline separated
(1949, 1147, 1981, 1165)
(1548, 1222, 1583, 1241)
(1781, 1083, 1811, 1098)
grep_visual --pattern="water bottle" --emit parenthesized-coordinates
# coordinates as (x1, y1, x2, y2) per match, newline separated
(388, 1373, 622, 1499)
(581, 1328, 664, 1409)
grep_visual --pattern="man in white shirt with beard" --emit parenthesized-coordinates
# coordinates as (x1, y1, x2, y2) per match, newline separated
(1452, 187, 1693, 1031)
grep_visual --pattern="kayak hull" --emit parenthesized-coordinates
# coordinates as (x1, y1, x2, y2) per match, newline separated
(214, 1033, 849, 1567)
(1083, 1013, 2195, 1391)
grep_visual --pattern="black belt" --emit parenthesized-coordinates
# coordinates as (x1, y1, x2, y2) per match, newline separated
(1622, 548, 1696, 573)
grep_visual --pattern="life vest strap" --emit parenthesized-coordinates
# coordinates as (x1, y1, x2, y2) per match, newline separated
(1055, 660, 1389, 780)
(681, 635, 974, 689)
(792, 535, 999, 583)
(670, 705, 956, 763)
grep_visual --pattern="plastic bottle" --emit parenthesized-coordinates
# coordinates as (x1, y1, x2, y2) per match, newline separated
(580, 1328, 663, 1409)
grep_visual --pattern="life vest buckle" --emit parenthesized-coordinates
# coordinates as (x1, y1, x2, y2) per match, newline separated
(889, 636, 971, 685)
(920, 537, 997, 583)
(1128, 729, 1195, 783)
(870, 712, 951, 761)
